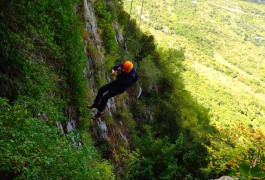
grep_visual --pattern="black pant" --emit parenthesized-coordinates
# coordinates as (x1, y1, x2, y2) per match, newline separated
(94, 80, 127, 112)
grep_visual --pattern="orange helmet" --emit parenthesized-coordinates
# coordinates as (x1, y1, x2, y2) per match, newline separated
(123, 61, 133, 74)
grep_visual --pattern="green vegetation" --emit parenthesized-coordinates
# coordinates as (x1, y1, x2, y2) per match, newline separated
(124, 0, 265, 178)
(0, 0, 114, 178)
(1, 0, 264, 179)
(92, 1, 212, 179)
(123, 0, 265, 127)
(0, 98, 113, 179)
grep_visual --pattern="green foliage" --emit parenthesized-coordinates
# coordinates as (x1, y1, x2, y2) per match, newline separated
(94, 1, 118, 55)
(5, 0, 262, 179)
(0, 98, 114, 179)
(113, 147, 142, 179)
(116, 26, 210, 178)
(136, 34, 157, 61)
(126, 129, 206, 179)
(0, 0, 114, 178)
(0, 0, 89, 118)
(124, 0, 265, 178)
(204, 122, 265, 178)
(130, 131, 181, 179)
(138, 56, 161, 92)
(239, 161, 265, 179)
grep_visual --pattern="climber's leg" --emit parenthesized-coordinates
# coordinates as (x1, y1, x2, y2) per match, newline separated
(97, 86, 127, 113)
(90, 80, 117, 108)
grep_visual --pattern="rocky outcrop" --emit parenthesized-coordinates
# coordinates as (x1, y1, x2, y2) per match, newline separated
(83, 0, 105, 87)
(83, 0, 128, 144)
(84, 0, 101, 48)
(54, 1, 143, 151)
(112, 21, 124, 46)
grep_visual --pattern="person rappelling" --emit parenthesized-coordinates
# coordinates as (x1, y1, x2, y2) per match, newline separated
(88, 61, 138, 119)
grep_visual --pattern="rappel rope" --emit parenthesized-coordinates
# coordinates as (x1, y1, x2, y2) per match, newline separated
(121, 0, 145, 64)
(134, 0, 144, 59)
(120, 0, 134, 63)
(92, 0, 144, 75)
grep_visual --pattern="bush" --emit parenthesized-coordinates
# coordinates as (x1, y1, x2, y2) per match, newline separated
(0, 98, 115, 179)
(94, 1, 118, 55)
(0, 0, 114, 178)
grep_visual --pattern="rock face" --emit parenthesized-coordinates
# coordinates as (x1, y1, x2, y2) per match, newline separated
(84, 0, 101, 48)
(53, 1, 150, 151)
(83, 0, 104, 83)
(96, 119, 108, 138)
(112, 21, 124, 46)
(83, 0, 109, 139)
(56, 122, 64, 134)
(82, 0, 129, 142)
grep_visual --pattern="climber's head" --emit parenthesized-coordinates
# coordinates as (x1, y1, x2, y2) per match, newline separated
(123, 61, 133, 74)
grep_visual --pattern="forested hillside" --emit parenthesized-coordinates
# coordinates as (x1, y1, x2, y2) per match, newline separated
(1, 0, 264, 179)
(124, 0, 265, 129)
(124, 0, 265, 178)
(0, 0, 210, 179)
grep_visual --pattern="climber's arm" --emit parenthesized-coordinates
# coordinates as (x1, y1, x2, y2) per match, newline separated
(111, 64, 123, 76)
(127, 70, 138, 87)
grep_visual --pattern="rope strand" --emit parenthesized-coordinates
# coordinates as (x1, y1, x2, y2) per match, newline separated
(121, 0, 134, 63)
(122, 0, 145, 63)
(134, 0, 145, 60)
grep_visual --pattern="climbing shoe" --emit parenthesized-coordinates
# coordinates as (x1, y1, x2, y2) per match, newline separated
(92, 112, 104, 120)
